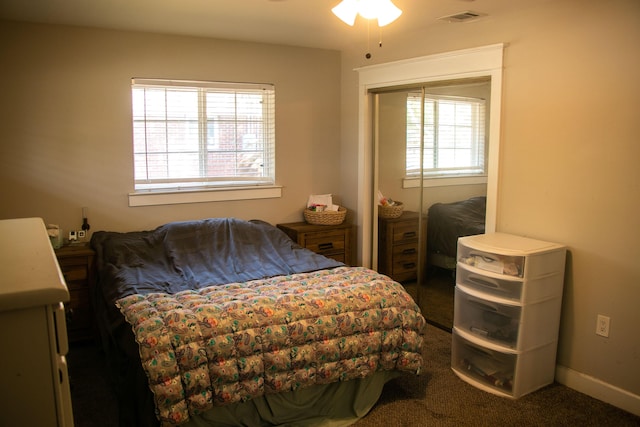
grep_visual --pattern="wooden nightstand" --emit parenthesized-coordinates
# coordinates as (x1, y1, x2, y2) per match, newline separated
(277, 222, 354, 265)
(378, 211, 426, 282)
(55, 245, 95, 343)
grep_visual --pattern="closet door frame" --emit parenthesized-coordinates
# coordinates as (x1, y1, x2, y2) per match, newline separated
(355, 44, 504, 268)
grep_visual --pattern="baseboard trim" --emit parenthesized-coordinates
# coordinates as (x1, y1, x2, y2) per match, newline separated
(556, 365, 640, 416)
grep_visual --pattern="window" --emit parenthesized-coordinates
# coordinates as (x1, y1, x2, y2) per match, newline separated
(131, 79, 275, 192)
(406, 93, 486, 178)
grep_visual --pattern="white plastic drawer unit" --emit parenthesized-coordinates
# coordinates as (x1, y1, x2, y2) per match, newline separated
(452, 232, 567, 400)
(454, 286, 563, 350)
(456, 263, 564, 304)
(457, 233, 566, 279)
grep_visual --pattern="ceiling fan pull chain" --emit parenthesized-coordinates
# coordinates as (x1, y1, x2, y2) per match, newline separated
(365, 20, 372, 59)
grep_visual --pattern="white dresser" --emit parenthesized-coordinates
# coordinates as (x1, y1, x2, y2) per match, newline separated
(451, 232, 566, 399)
(0, 218, 74, 426)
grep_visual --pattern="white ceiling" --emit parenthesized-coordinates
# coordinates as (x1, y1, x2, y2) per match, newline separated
(0, 0, 541, 51)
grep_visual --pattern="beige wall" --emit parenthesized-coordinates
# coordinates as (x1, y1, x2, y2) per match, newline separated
(0, 21, 342, 235)
(339, 0, 640, 404)
(1, 0, 638, 413)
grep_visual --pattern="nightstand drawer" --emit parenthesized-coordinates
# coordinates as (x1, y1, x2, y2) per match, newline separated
(392, 242, 418, 277)
(59, 266, 88, 284)
(277, 221, 354, 265)
(393, 241, 418, 268)
(66, 288, 92, 333)
(305, 230, 346, 254)
(392, 222, 419, 243)
(55, 245, 95, 343)
(393, 259, 417, 275)
(393, 242, 418, 258)
(325, 253, 345, 263)
(57, 255, 90, 267)
(378, 211, 425, 282)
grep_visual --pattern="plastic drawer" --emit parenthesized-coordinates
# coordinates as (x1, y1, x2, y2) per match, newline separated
(457, 243, 525, 278)
(454, 287, 520, 348)
(451, 331, 516, 395)
(456, 263, 564, 303)
(452, 330, 558, 399)
(454, 286, 562, 350)
(457, 234, 566, 279)
(456, 264, 524, 301)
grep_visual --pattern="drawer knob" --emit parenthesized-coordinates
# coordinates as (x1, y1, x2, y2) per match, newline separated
(402, 262, 416, 269)
(318, 242, 334, 250)
(403, 231, 416, 239)
(402, 248, 416, 255)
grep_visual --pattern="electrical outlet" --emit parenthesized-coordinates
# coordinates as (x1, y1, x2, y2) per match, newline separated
(596, 314, 610, 337)
(78, 230, 86, 239)
(69, 230, 77, 241)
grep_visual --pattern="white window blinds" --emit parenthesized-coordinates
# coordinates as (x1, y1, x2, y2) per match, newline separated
(132, 79, 275, 191)
(406, 93, 486, 178)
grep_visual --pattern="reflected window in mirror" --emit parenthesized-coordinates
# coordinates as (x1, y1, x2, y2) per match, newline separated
(406, 93, 486, 180)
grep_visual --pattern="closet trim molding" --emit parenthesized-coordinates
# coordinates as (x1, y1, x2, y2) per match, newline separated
(355, 43, 504, 267)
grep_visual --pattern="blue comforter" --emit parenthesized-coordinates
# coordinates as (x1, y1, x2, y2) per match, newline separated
(90, 218, 345, 426)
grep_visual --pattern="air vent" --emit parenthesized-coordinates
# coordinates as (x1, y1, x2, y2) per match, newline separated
(438, 11, 487, 23)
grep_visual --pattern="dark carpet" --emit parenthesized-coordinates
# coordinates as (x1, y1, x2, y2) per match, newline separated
(353, 324, 639, 426)
(68, 324, 639, 427)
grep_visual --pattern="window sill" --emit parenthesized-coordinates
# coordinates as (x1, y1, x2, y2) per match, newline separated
(128, 185, 282, 207)
(402, 176, 487, 188)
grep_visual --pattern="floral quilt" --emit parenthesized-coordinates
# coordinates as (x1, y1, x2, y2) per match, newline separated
(117, 266, 426, 426)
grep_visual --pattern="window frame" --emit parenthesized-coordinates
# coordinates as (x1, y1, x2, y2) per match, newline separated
(128, 78, 280, 206)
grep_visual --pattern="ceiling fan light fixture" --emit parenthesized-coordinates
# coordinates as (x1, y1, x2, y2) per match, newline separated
(371, 0, 402, 26)
(332, 0, 402, 27)
(332, 0, 359, 26)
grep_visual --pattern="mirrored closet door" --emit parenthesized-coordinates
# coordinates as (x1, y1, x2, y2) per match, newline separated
(372, 78, 491, 331)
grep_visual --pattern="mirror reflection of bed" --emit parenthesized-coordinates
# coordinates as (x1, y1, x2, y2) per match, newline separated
(423, 196, 487, 330)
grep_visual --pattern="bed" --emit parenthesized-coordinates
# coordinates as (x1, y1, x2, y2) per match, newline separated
(90, 217, 426, 427)
(426, 196, 486, 271)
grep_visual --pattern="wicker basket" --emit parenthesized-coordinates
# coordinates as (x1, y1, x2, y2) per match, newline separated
(379, 202, 404, 219)
(303, 207, 347, 225)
